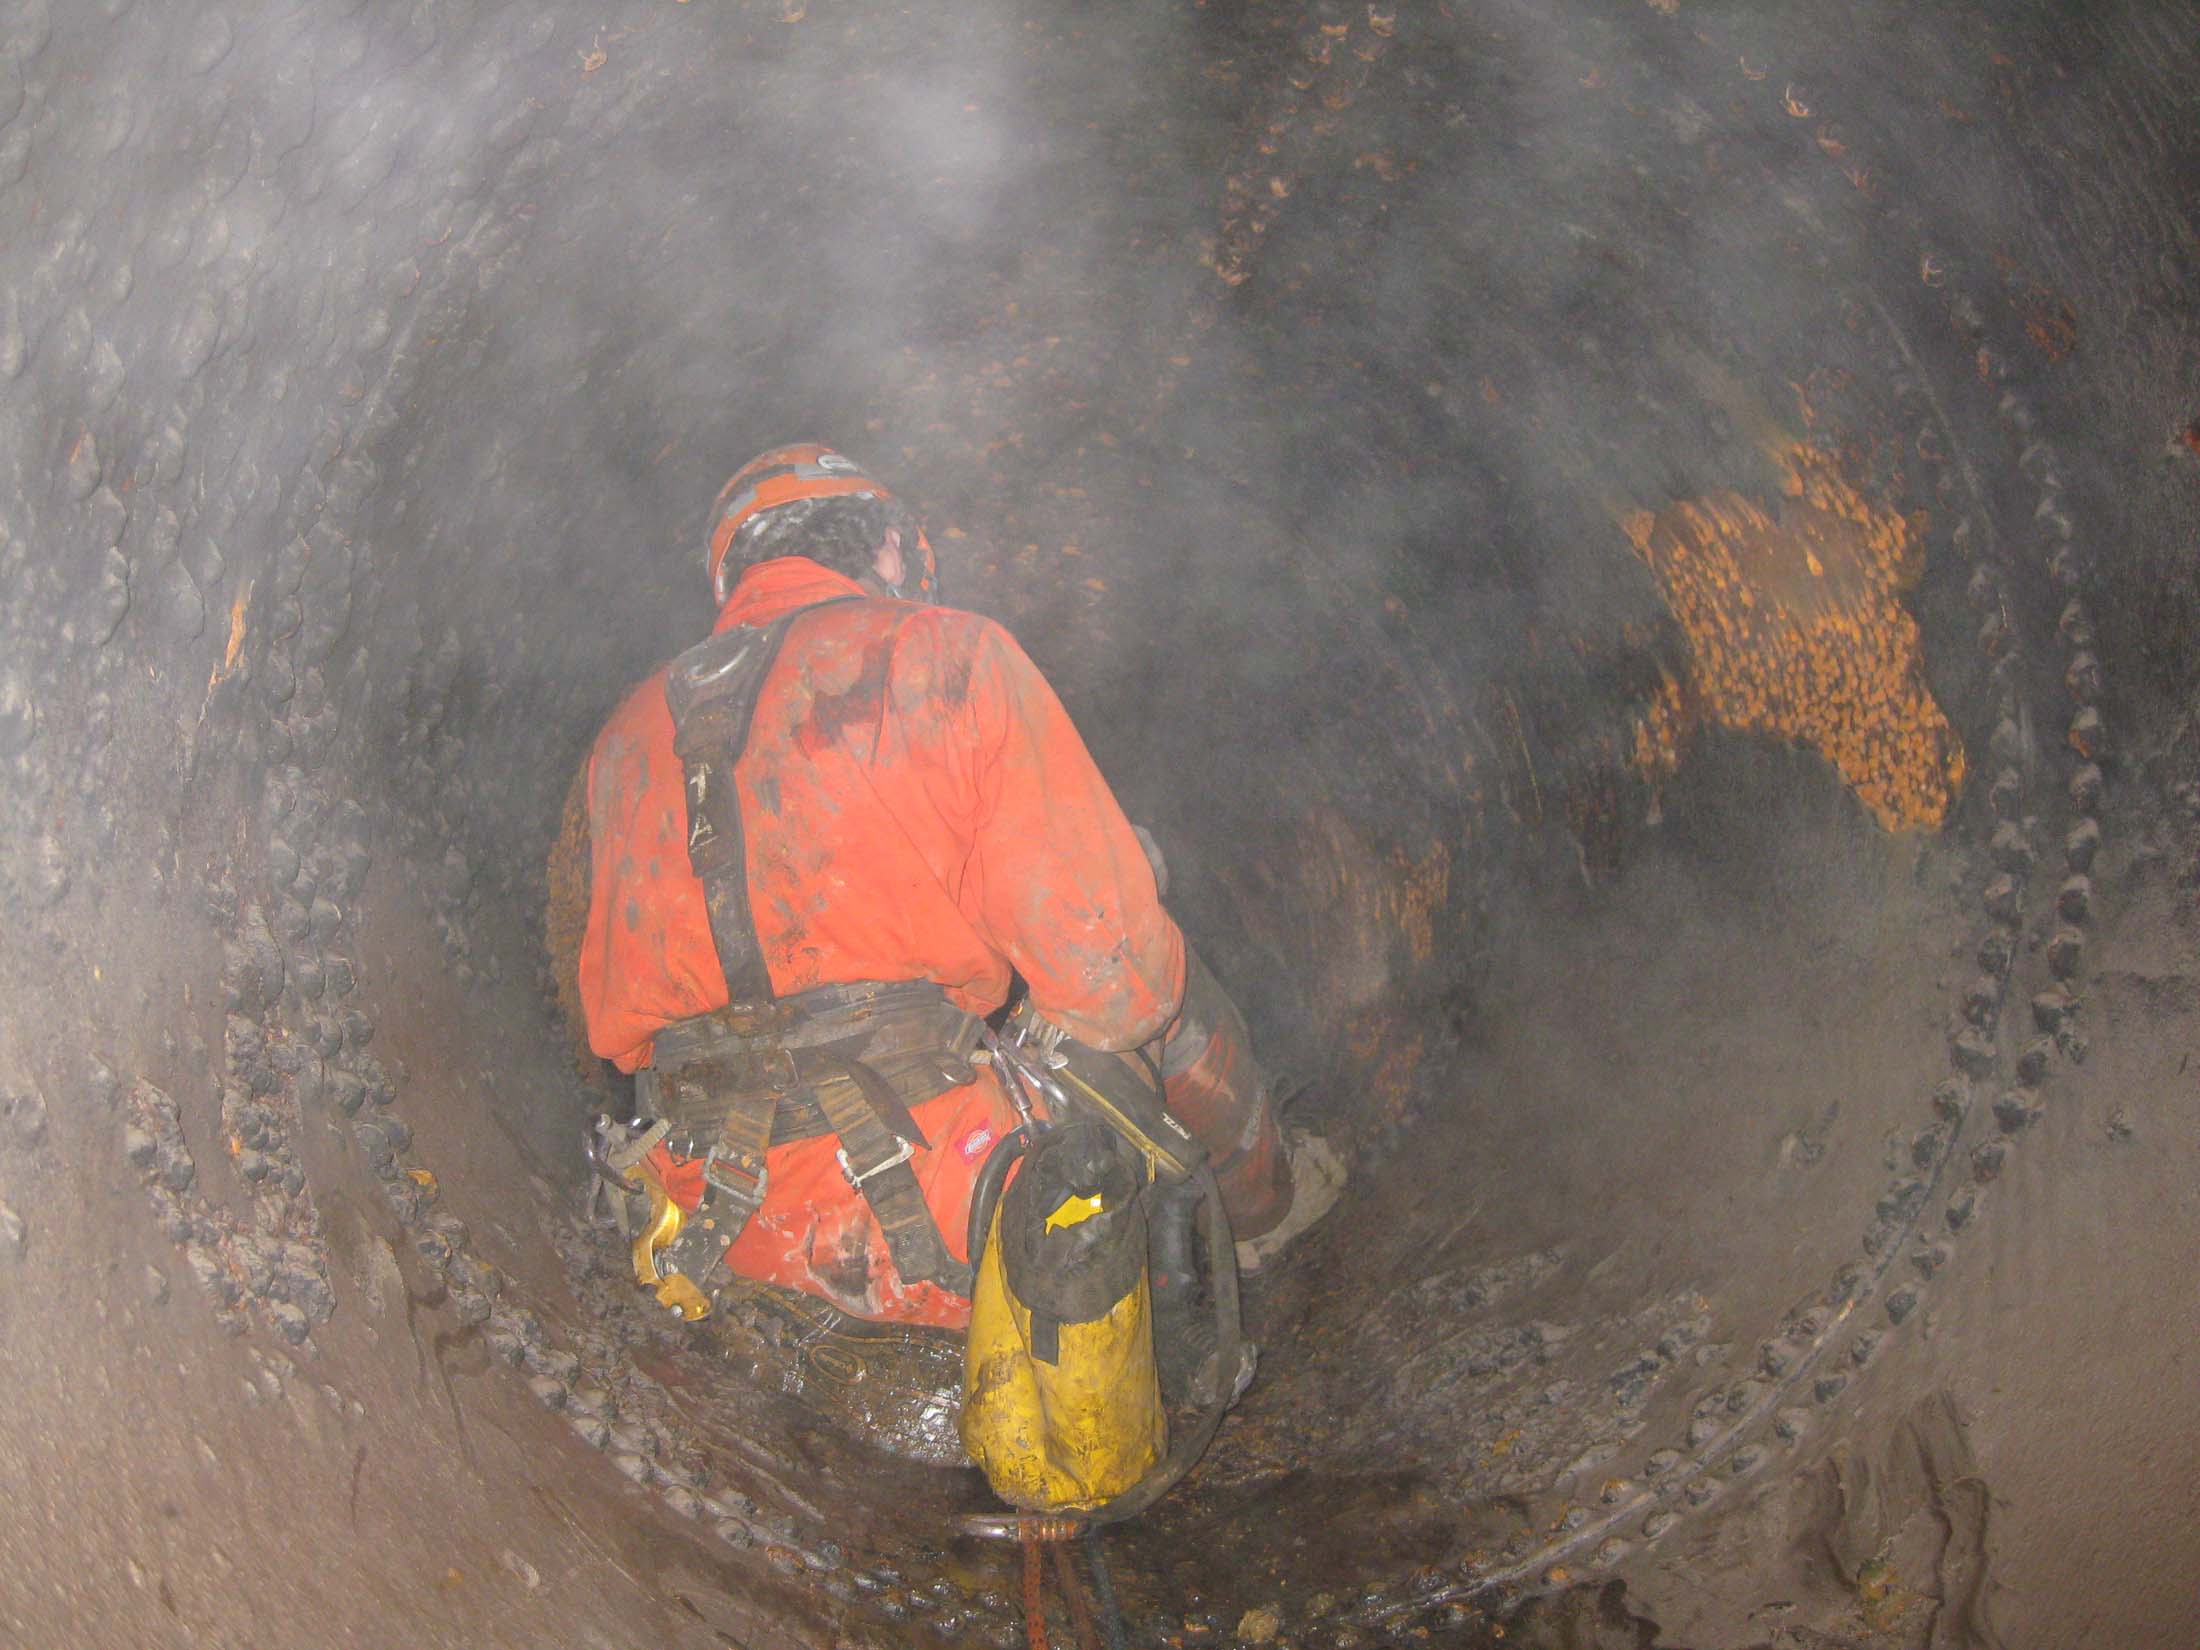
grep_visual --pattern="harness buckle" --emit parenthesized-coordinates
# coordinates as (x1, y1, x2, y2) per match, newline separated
(703, 1148, 766, 1204)
(836, 1137, 915, 1190)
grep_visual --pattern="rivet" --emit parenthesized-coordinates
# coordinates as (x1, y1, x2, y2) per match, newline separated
(2069, 763, 2104, 813)
(2057, 875, 2092, 923)
(2067, 707, 2106, 761)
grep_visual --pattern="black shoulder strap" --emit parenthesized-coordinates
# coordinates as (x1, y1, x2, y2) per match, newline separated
(663, 598, 860, 1006)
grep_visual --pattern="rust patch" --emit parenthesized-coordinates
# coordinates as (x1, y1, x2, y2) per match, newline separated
(1297, 813, 1453, 975)
(2015, 286, 2077, 361)
(1995, 249, 2078, 362)
(220, 585, 251, 674)
(1344, 1006, 1427, 1128)
(1388, 843, 1451, 967)
(1624, 443, 1965, 832)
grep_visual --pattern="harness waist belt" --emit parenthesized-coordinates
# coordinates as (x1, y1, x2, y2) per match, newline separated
(644, 980, 979, 1296)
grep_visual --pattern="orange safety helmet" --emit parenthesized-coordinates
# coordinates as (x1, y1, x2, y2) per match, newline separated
(705, 443, 937, 604)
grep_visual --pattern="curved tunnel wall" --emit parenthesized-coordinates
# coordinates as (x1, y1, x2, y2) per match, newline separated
(1, 1, 2196, 1645)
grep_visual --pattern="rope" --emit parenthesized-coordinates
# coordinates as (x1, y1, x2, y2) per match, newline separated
(1022, 1527, 1052, 1650)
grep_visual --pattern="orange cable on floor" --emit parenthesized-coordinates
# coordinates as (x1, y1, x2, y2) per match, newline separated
(1023, 1526, 1052, 1650)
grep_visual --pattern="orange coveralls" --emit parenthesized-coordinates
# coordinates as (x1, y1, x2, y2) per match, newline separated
(580, 557, 1286, 1326)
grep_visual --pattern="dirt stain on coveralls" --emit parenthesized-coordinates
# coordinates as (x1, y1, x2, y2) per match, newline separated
(935, 644, 976, 709)
(796, 635, 897, 758)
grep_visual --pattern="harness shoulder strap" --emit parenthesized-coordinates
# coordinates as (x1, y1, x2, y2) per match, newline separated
(663, 598, 859, 1005)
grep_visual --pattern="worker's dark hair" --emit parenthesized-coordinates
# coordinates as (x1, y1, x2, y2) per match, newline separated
(727, 494, 905, 583)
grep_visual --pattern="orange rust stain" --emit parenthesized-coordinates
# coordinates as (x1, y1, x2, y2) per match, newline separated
(1342, 1005, 1426, 1126)
(1367, 1030, 1426, 1123)
(1265, 810, 1454, 1127)
(1992, 250, 2078, 361)
(1624, 444, 1965, 832)
(221, 586, 251, 673)
(2016, 289, 2077, 360)
(1389, 843, 1450, 966)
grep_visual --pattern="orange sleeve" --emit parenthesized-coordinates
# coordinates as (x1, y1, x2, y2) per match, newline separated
(958, 622, 1186, 1050)
(577, 670, 729, 1072)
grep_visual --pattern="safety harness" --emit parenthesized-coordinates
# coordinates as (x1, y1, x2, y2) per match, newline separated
(646, 598, 975, 1299)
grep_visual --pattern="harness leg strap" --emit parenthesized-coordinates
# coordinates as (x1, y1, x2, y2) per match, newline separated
(814, 1068, 973, 1296)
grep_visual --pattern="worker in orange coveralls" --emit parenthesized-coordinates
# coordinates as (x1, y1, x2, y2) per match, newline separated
(578, 444, 1343, 1329)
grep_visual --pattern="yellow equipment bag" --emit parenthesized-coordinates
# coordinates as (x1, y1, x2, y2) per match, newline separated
(961, 1123, 1166, 1510)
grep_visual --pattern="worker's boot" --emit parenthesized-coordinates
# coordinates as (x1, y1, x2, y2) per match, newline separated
(1233, 1129, 1347, 1275)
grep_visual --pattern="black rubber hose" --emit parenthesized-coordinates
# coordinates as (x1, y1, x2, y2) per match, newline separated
(966, 1124, 1032, 1272)
(1074, 1160, 1239, 1526)
(1083, 1530, 1131, 1650)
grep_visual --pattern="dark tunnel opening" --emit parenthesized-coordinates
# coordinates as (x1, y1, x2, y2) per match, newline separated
(2, 1, 2198, 1646)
